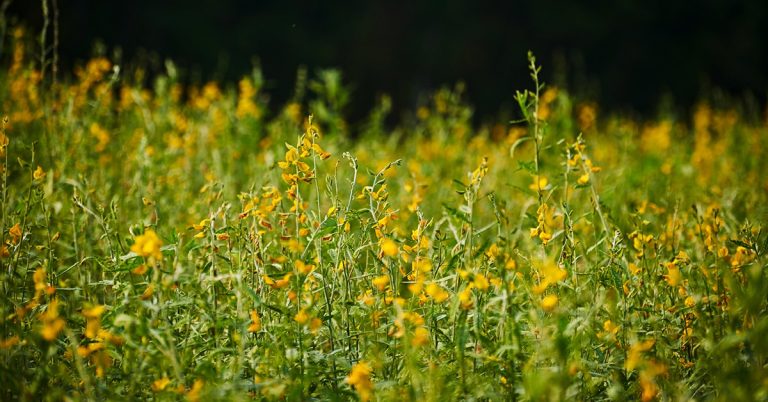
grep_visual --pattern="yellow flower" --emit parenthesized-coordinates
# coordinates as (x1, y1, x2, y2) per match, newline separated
(458, 286, 474, 310)
(425, 282, 449, 303)
(639, 373, 659, 402)
(82, 304, 106, 339)
(346, 361, 374, 402)
(469, 156, 489, 186)
(9, 222, 22, 244)
(186, 379, 204, 402)
(33, 165, 46, 181)
(192, 219, 209, 231)
(285, 102, 302, 122)
(372, 275, 389, 291)
(278, 146, 300, 170)
(717, 246, 729, 258)
(531, 203, 558, 245)
(411, 326, 430, 347)
(32, 267, 49, 299)
(730, 246, 754, 269)
(541, 294, 558, 312)
(603, 320, 619, 336)
(235, 77, 261, 119)
(472, 273, 490, 291)
(312, 143, 331, 160)
(577, 173, 590, 185)
(529, 175, 548, 191)
(578, 104, 597, 131)
(248, 310, 261, 333)
(664, 262, 681, 286)
(152, 377, 171, 392)
(295, 260, 315, 275)
(380, 238, 398, 257)
(130, 229, 163, 261)
(0, 128, 8, 158)
(532, 259, 567, 294)
(263, 273, 292, 289)
(408, 279, 423, 295)
(40, 299, 65, 341)
(140, 284, 154, 301)
(0, 336, 20, 349)
(626, 339, 655, 371)
(310, 317, 323, 333)
(294, 309, 310, 325)
(90, 123, 110, 152)
(352, 289, 372, 306)
(82, 305, 106, 319)
(403, 311, 424, 326)
(485, 243, 500, 259)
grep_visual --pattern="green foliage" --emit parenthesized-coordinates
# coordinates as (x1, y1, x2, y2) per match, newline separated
(1, 33, 767, 401)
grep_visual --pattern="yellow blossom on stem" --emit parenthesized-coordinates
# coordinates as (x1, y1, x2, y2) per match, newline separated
(40, 299, 65, 341)
(380, 238, 398, 257)
(639, 373, 659, 402)
(295, 260, 315, 275)
(235, 77, 261, 119)
(152, 377, 171, 392)
(0, 128, 8, 158)
(248, 310, 261, 333)
(411, 326, 430, 347)
(425, 282, 449, 303)
(717, 246, 729, 258)
(309, 317, 323, 333)
(32, 267, 50, 300)
(131, 229, 163, 261)
(263, 273, 292, 289)
(541, 294, 558, 312)
(485, 243, 500, 259)
(372, 275, 390, 291)
(90, 123, 110, 152)
(82, 304, 105, 339)
(33, 165, 46, 181)
(192, 219, 209, 231)
(458, 286, 474, 310)
(346, 361, 374, 402)
(9, 223, 22, 244)
(0, 336, 20, 349)
(472, 273, 490, 291)
(529, 175, 548, 191)
(294, 309, 310, 325)
(664, 261, 681, 286)
(186, 379, 204, 402)
(626, 339, 655, 371)
(140, 284, 155, 301)
(132, 264, 148, 275)
(603, 320, 619, 336)
(532, 259, 567, 294)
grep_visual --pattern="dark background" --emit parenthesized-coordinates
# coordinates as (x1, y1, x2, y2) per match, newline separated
(5, 0, 768, 123)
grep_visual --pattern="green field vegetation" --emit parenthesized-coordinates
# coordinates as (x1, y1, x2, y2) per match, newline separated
(1, 29, 768, 401)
